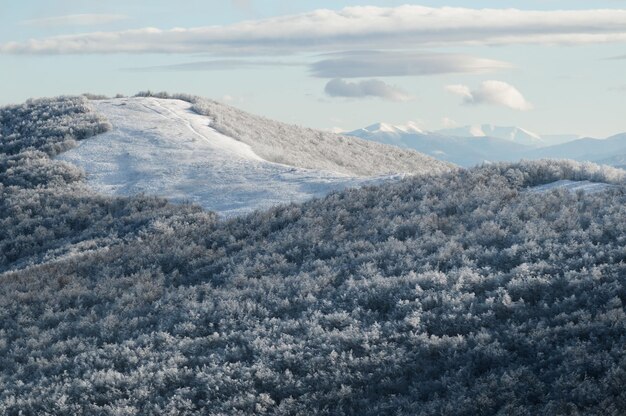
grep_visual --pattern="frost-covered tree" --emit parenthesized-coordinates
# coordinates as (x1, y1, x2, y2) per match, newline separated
(1, 95, 626, 415)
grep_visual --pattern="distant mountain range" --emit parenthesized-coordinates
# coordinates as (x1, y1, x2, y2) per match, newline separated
(436, 124, 544, 147)
(345, 123, 624, 168)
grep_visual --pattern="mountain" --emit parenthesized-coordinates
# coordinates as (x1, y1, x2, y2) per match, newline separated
(56, 94, 451, 217)
(178, 93, 449, 177)
(436, 124, 544, 147)
(347, 121, 626, 169)
(360, 121, 425, 135)
(3, 95, 626, 415)
(347, 123, 531, 167)
(523, 132, 626, 167)
(540, 133, 584, 147)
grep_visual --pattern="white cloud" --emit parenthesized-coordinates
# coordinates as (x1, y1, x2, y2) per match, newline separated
(445, 84, 473, 100)
(441, 117, 458, 128)
(446, 81, 533, 111)
(609, 85, 626, 92)
(4, 6, 626, 54)
(325, 79, 413, 102)
(20, 14, 128, 27)
(310, 51, 512, 78)
(126, 51, 509, 79)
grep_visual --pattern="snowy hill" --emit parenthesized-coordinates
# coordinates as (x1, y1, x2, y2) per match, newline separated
(3, 96, 626, 415)
(168, 93, 451, 177)
(57, 97, 450, 217)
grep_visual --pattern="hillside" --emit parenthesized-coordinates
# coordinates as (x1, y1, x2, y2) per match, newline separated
(57, 97, 406, 217)
(136, 92, 452, 177)
(2, 95, 626, 415)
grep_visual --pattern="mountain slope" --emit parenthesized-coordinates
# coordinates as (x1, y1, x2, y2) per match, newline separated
(138, 92, 452, 177)
(58, 97, 406, 217)
(3, 96, 626, 415)
(523, 133, 626, 165)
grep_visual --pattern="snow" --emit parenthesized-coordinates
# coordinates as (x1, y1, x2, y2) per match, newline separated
(188, 97, 451, 177)
(362, 121, 424, 135)
(56, 97, 400, 218)
(436, 124, 544, 147)
(528, 179, 616, 194)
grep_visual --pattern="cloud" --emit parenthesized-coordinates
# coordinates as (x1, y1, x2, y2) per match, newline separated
(446, 81, 533, 111)
(125, 59, 301, 71)
(230, 0, 253, 12)
(609, 85, 626, 92)
(441, 117, 458, 128)
(19, 14, 128, 27)
(310, 51, 512, 78)
(4, 5, 626, 54)
(325, 78, 413, 102)
(126, 52, 508, 78)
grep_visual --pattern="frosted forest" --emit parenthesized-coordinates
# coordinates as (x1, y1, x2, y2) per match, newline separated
(2, 96, 626, 415)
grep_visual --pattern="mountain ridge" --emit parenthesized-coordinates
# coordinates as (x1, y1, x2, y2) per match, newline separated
(56, 94, 452, 217)
(346, 120, 626, 168)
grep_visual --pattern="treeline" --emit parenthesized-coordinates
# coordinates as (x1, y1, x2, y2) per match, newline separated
(1, 96, 626, 415)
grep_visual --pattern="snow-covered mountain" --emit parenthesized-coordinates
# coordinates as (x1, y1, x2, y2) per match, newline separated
(523, 132, 626, 168)
(435, 124, 544, 147)
(346, 123, 532, 167)
(540, 133, 584, 147)
(346, 121, 625, 168)
(358, 121, 425, 136)
(57, 97, 451, 217)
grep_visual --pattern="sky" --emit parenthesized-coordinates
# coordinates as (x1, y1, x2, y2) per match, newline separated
(1, 1, 626, 137)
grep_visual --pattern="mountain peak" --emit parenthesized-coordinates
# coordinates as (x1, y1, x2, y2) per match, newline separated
(362, 121, 424, 135)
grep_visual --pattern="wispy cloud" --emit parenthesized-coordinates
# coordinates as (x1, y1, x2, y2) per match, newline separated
(310, 51, 512, 78)
(125, 59, 301, 72)
(230, 0, 253, 12)
(4, 6, 626, 54)
(126, 52, 507, 78)
(609, 85, 626, 92)
(19, 14, 128, 27)
(325, 78, 413, 102)
(445, 81, 533, 111)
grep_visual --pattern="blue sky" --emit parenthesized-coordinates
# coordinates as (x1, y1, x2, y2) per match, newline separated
(1, 1, 626, 137)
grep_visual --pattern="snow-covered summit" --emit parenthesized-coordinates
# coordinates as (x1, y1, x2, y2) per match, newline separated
(359, 121, 425, 136)
(57, 97, 450, 217)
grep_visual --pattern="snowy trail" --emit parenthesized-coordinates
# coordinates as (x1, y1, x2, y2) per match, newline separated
(528, 179, 616, 194)
(57, 97, 393, 217)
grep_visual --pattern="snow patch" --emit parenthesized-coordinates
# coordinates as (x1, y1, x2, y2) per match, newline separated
(528, 179, 616, 194)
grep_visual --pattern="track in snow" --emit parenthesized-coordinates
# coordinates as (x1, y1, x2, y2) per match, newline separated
(528, 179, 616, 194)
(57, 97, 396, 217)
